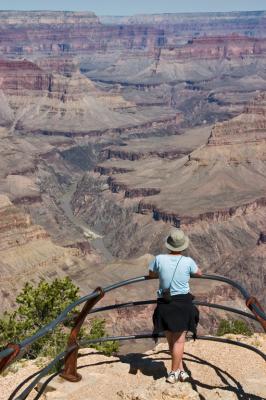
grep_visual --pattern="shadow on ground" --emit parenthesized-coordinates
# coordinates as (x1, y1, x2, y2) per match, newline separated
(118, 350, 264, 400)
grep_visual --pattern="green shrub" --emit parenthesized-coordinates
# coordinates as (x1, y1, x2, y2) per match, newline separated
(87, 318, 119, 356)
(217, 319, 252, 337)
(0, 278, 118, 360)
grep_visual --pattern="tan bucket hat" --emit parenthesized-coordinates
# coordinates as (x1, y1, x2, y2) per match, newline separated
(165, 228, 189, 252)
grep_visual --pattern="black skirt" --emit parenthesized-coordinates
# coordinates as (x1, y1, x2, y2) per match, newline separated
(152, 293, 199, 338)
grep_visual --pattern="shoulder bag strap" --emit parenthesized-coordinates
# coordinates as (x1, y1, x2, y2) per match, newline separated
(168, 256, 183, 291)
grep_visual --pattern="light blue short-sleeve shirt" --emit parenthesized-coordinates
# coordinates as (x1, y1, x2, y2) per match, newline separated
(149, 254, 198, 297)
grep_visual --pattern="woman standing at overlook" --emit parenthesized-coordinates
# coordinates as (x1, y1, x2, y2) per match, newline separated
(148, 228, 202, 383)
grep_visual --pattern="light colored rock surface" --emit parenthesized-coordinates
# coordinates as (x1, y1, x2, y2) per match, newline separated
(5, 175, 40, 200)
(0, 60, 175, 135)
(7, 334, 261, 400)
(0, 358, 46, 400)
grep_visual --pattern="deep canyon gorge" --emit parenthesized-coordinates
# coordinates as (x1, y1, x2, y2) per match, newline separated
(0, 9, 265, 345)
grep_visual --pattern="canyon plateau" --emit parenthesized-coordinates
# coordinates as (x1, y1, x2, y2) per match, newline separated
(0, 9, 265, 349)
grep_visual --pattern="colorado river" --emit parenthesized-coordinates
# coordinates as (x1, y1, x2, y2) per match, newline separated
(60, 182, 114, 262)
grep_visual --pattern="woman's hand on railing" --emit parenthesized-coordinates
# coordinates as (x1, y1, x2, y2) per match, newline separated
(191, 267, 203, 277)
(148, 271, 158, 279)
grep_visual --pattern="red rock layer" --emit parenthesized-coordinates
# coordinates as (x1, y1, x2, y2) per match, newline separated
(0, 11, 265, 56)
(0, 59, 51, 92)
(161, 36, 266, 60)
(208, 92, 266, 145)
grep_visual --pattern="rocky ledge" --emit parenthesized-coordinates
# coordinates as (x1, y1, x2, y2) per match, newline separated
(2, 334, 265, 400)
(0, 58, 178, 135)
(208, 92, 266, 146)
(138, 196, 266, 226)
(0, 59, 51, 93)
(101, 147, 188, 161)
(0, 194, 86, 311)
(107, 177, 161, 198)
(0, 11, 99, 26)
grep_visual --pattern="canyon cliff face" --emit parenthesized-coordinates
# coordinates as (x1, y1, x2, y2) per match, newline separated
(71, 93, 266, 306)
(208, 92, 266, 145)
(81, 94, 266, 221)
(0, 194, 80, 311)
(0, 9, 265, 336)
(0, 10, 265, 56)
(1, 11, 266, 136)
(1, 59, 163, 135)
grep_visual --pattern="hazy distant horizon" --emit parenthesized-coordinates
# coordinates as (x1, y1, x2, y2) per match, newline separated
(1, 9, 266, 16)
(0, 0, 265, 16)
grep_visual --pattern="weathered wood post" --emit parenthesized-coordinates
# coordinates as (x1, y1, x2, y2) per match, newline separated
(60, 287, 105, 382)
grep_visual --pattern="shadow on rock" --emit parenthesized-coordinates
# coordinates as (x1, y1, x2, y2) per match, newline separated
(119, 353, 167, 380)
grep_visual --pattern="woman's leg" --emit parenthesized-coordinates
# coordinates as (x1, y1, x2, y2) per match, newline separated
(165, 330, 173, 355)
(171, 331, 186, 372)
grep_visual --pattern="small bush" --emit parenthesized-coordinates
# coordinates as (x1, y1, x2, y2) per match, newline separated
(0, 278, 119, 361)
(217, 319, 252, 337)
(86, 318, 119, 356)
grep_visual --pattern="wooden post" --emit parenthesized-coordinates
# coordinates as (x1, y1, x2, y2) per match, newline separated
(60, 287, 105, 382)
(246, 296, 266, 332)
(0, 343, 20, 373)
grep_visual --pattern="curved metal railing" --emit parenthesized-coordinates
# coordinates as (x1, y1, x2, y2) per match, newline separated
(0, 273, 265, 400)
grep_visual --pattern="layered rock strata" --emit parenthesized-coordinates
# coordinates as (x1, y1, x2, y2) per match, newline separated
(0, 195, 79, 310)
(0, 58, 177, 135)
(1, 10, 265, 137)
(89, 93, 266, 221)
(71, 94, 266, 305)
(0, 9, 266, 338)
(208, 92, 266, 145)
(0, 11, 265, 57)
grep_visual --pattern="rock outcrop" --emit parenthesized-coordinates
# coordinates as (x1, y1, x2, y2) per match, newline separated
(71, 94, 266, 306)
(101, 147, 189, 161)
(0, 59, 51, 92)
(0, 11, 99, 25)
(1, 10, 265, 57)
(1, 10, 265, 136)
(88, 93, 266, 221)
(208, 92, 266, 146)
(0, 194, 102, 311)
(2, 335, 266, 400)
(0, 58, 177, 135)
(101, 11, 266, 38)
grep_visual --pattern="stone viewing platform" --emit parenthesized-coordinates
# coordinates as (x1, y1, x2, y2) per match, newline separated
(1, 334, 265, 400)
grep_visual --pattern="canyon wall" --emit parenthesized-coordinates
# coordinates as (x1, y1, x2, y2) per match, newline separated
(0, 194, 79, 310)
(1, 10, 266, 136)
(208, 92, 266, 145)
(0, 9, 265, 331)
(0, 59, 51, 94)
(0, 11, 265, 57)
(71, 92, 266, 307)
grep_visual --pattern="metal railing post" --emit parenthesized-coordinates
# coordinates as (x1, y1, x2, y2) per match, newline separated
(1, 273, 266, 398)
(60, 287, 105, 382)
(0, 344, 20, 373)
(246, 296, 266, 332)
